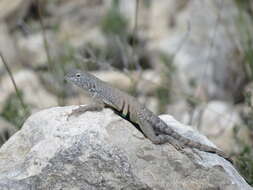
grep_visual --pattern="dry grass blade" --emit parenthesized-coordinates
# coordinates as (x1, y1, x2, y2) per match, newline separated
(0, 52, 28, 114)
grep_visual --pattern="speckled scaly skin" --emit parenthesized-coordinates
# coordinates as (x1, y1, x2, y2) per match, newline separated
(65, 69, 232, 163)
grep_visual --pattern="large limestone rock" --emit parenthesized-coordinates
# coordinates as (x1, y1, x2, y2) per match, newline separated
(0, 106, 252, 190)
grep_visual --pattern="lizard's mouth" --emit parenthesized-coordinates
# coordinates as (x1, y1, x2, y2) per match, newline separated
(64, 72, 74, 82)
(64, 74, 69, 80)
(64, 75, 70, 82)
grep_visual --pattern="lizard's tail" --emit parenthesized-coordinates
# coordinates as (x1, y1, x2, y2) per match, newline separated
(178, 135, 233, 163)
(158, 123, 233, 163)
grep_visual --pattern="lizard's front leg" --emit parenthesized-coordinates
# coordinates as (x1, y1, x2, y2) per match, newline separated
(67, 100, 105, 120)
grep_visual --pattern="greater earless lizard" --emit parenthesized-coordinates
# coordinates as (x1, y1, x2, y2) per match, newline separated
(65, 69, 232, 163)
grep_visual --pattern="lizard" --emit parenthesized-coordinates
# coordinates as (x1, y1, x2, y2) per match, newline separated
(65, 69, 232, 163)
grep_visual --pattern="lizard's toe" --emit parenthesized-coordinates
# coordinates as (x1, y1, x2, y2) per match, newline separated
(172, 142, 184, 151)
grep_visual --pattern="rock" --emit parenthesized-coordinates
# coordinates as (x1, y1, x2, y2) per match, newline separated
(0, 106, 251, 190)
(149, 0, 188, 40)
(58, 25, 106, 49)
(0, 23, 19, 74)
(244, 82, 253, 107)
(93, 70, 132, 91)
(166, 100, 192, 124)
(49, 0, 107, 49)
(149, 0, 246, 101)
(191, 101, 250, 153)
(16, 29, 61, 69)
(0, 117, 17, 147)
(0, 70, 58, 113)
(138, 96, 159, 114)
(136, 70, 163, 95)
(17, 32, 49, 67)
(0, 0, 32, 28)
(117, 0, 179, 39)
(237, 104, 253, 146)
(92, 70, 162, 94)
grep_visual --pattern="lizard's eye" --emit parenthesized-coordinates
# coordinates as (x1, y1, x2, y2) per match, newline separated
(76, 73, 81, 78)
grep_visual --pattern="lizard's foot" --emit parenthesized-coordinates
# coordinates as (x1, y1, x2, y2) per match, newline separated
(67, 104, 104, 120)
(153, 135, 184, 151)
(169, 140, 184, 151)
(162, 135, 184, 151)
(192, 149, 203, 159)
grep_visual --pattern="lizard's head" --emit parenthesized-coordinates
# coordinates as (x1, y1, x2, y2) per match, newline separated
(65, 69, 93, 89)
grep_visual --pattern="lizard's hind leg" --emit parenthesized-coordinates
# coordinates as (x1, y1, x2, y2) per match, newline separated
(137, 118, 183, 149)
(136, 118, 164, 144)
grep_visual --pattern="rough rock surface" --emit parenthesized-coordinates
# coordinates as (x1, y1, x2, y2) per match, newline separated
(0, 106, 252, 190)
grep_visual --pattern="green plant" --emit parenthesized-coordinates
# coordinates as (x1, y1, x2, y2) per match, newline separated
(0, 92, 30, 129)
(101, 0, 128, 36)
(235, 145, 253, 185)
(233, 123, 253, 185)
(155, 53, 175, 113)
(234, 0, 253, 80)
(232, 1, 253, 185)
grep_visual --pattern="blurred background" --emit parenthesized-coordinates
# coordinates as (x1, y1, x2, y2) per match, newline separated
(0, 0, 252, 184)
